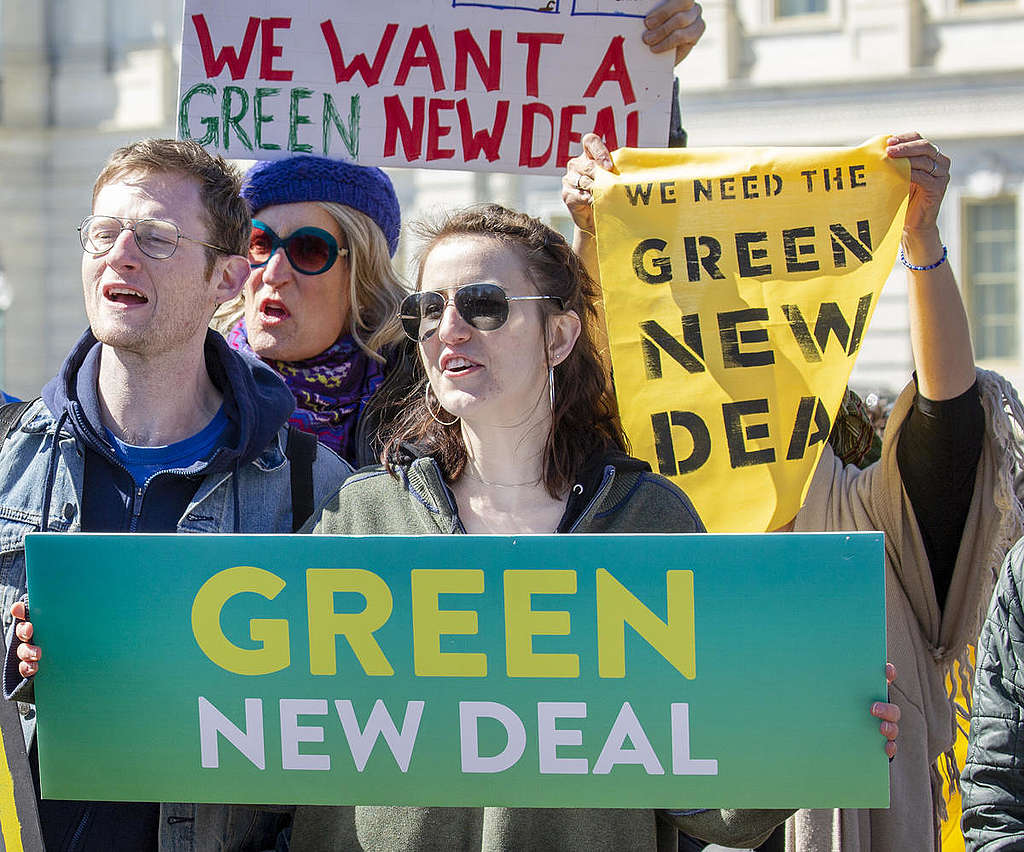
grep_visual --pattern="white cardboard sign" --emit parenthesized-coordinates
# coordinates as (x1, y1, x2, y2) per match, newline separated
(177, 1, 674, 174)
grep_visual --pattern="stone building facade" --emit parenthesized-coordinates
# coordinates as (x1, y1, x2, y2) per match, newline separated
(1, 0, 1021, 399)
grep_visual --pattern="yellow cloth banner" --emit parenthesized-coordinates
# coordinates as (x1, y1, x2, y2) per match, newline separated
(0, 733, 25, 852)
(593, 136, 909, 532)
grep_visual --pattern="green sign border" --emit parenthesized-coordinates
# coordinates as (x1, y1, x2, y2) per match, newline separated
(26, 532, 887, 808)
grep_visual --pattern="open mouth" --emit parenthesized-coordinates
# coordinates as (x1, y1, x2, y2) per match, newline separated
(259, 298, 290, 321)
(104, 286, 148, 305)
(442, 355, 480, 375)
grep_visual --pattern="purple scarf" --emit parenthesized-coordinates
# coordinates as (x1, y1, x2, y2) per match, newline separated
(227, 319, 385, 463)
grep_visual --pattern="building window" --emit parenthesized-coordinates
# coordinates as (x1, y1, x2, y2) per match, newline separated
(545, 212, 576, 244)
(776, 0, 828, 17)
(965, 198, 1018, 361)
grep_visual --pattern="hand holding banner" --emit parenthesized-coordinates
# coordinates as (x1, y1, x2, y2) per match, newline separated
(592, 136, 910, 532)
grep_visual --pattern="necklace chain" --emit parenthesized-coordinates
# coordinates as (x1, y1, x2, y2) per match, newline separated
(462, 468, 542, 488)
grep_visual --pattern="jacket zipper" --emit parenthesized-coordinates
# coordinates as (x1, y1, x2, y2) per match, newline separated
(69, 407, 144, 531)
(67, 804, 93, 852)
(425, 461, 465, 533)
(567, 467, 614, 533)
(442, 481, 466, 534)
(129, 485, 145, 533)
(70, 406, 213, 532)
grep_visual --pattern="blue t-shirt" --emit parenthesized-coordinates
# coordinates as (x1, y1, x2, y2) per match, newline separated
(106, 406, 230, 487)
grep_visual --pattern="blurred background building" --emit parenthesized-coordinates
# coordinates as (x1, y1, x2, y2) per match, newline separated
(0, 0, 1021, 400)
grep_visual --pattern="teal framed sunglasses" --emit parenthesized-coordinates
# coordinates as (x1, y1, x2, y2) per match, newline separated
(248, 219, 347, 275)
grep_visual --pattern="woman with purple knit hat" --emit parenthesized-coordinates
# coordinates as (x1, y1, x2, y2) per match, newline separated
(214, 0, 713, 469)
(214, 155, 414, 466)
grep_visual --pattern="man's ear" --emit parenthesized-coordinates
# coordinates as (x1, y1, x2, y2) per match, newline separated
(213, 254, 250, 305)
(547, 309, 582, 367)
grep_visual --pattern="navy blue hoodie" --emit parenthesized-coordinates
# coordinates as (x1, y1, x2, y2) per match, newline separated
(29, 328, 296, 851)
(40, 328, 295, 534)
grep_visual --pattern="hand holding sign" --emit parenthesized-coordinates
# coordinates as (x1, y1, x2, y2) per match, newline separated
(875, 662, 900, 760)
(885, 132, 950, 235)
(643, 0, 707, 64)
(562, 132, 615, 234)
(178, 0, 688, 173)
(883, 133, 973, 404)
(578, 135, 912, 531)
(10, 600, 40, 679)
(25, 532, 894, 810)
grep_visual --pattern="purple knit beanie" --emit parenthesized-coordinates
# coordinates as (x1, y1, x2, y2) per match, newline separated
(242, 156, 401, 257)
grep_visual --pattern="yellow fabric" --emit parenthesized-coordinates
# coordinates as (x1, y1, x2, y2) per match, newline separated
(0, 731, 25, 852)
(592, 136, 908, 532)
(939, 654, 973, 852)
(940, 722, 967, 851)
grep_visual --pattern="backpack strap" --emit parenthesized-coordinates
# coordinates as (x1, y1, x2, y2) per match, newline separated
(0, 400, 35, 452)
(284, 426, 317, 532)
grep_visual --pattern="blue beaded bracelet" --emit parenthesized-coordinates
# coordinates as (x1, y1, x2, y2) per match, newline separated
(898, 244, 948, 271)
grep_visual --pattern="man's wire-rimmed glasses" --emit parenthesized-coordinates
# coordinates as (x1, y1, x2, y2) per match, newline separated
(78, 215, 233, 260)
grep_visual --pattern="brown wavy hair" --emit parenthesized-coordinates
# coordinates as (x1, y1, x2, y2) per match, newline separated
(383, 203, 625, 498)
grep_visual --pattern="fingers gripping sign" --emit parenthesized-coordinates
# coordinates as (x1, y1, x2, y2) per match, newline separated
(9, 600, 41, 680)
(562, 133, 616, 235)
(872, 661, 901, 760)
(643, 0, 708, 64)
(562, 0, 708, 225)
(886, 132, 950, 234)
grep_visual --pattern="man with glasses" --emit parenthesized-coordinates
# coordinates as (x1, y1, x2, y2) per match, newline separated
(0, 138, 351, 851)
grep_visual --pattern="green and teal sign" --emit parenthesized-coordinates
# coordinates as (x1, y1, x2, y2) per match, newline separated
(25, 532, 887, 808)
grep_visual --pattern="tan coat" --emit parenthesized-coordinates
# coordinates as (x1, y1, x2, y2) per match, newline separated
(786, 370, 1024, 852)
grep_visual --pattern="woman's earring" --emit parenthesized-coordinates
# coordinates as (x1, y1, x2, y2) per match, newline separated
(548, 366, 555, 410)
(425, 382, 459, 426)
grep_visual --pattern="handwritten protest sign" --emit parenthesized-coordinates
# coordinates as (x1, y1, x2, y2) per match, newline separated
(27, 532, 887, 808)
(593, 136, 910, 532)
(177, 1, 673, 175)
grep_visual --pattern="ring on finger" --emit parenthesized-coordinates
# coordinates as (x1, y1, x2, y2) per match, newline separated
(927, 159, 937, 176)
(576, 174, 585, 191)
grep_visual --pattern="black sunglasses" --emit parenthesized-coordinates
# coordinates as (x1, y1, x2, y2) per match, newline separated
(398, 282, 564, 342)
(248, 219, 348, 275)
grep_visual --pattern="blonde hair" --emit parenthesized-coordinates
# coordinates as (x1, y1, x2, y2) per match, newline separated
(213, 202, 408, 362)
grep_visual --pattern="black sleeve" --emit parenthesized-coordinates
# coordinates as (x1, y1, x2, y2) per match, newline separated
(896, 379, 984, 611)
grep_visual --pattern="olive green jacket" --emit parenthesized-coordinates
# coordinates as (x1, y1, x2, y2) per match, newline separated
(294, 452, 791, 851)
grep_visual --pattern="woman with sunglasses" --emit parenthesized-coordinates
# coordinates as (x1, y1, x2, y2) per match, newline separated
(213, 0, 717, 468)
(214, 156, 413, 466)
(287, 204, 899, 851)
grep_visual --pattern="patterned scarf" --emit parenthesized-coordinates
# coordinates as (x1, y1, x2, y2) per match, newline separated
(227, 319, 385, 463)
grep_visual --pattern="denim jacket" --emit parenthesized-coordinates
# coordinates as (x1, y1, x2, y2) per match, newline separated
(0, 330, 352, 852)
(0, 399, 352, 662)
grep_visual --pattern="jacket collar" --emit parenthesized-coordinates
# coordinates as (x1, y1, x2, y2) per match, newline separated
(397, 445, 648, 534)
(41, 328, 296, 473)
